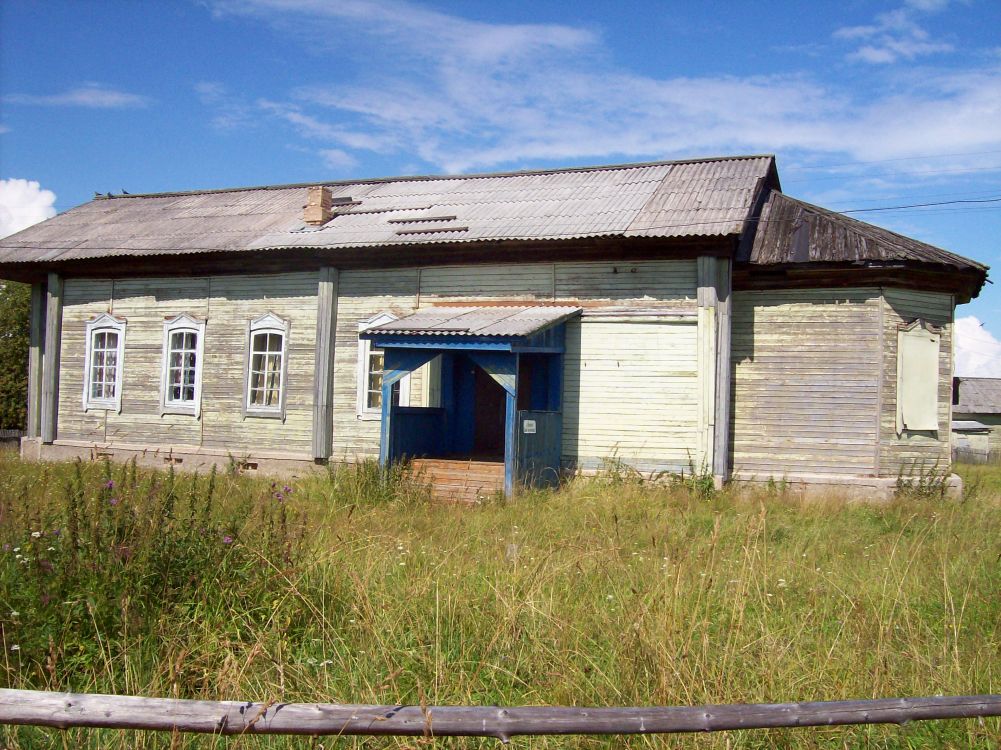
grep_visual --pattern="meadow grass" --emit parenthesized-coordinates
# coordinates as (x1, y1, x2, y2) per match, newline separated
(0, 449, 998, 748)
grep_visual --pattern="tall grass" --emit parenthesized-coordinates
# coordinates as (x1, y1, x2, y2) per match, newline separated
(0, 451, 999, 748)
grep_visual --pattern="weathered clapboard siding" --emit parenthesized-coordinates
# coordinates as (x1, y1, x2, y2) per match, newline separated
(331, 269, 420, 460)
(555, 260, 697, 305)
(420, 264, 553, 303)
(57, 273, 318, 456)
(562, 320, 700, 472)
(879, 289, 953, 477)
(332, 261, 699, 462)
(57, 279, 113, 442)
(199, 273, 317, 454)
(104, 279, 209, 446)
(56, 259, 702, 465)
(731, 289, 882, 477)
(417, 260, 698, 307)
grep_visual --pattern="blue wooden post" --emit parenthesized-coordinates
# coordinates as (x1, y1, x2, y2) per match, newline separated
(504, 354, 519, 496)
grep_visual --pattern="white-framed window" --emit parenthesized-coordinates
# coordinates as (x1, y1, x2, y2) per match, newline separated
(160, 314, 206, 417)
(357, 313, 410, 420)
(244, 312, 290, 419)
(83, 313, 127, 412)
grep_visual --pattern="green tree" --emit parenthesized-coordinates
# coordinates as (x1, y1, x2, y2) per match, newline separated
(0, 281, 30, 430)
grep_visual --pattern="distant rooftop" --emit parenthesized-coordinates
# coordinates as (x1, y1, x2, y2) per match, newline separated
(954, 377, 1001, 415)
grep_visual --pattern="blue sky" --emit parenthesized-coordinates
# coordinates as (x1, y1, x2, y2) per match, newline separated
(2, 0, 1000, 372)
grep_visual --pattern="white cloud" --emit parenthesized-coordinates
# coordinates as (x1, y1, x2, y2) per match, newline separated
(319, 148, 358, 170)
(0, 179, 57, 238)
(5, 83, 150, 109)
(955, 316, 1001, 377)
(204, 0, 1001, 175)
(833, 4, 953, 64)
(196, 82, 254, 129)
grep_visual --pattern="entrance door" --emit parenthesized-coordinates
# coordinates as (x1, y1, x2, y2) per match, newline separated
(473, 365, 506, 458)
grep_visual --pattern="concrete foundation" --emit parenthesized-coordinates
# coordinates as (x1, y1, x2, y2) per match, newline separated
(20, 438, 324, 478)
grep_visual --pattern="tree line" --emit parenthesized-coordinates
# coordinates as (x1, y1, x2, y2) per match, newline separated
(0, 282, 29, 430)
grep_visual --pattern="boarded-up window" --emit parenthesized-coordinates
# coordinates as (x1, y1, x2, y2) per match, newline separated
(896, 319, 940, 433)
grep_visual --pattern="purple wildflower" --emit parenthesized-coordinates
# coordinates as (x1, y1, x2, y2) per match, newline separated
(222, 535, 234, 545)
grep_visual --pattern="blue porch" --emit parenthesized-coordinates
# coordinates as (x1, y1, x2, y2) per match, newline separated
(361, 307, 581, 498)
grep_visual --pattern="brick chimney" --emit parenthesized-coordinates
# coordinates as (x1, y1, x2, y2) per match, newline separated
(304, 185, 333, 226)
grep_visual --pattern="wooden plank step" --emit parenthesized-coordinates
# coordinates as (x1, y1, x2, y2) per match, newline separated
(410, 458, 504, 503)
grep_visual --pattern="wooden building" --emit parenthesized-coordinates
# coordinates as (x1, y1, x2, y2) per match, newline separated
(0, 156, 988, 500)
(952, 378, 1001, 462)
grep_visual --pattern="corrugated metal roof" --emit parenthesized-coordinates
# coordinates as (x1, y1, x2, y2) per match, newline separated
(954, 377, 1001, 415)
(952, 420, 991, 431)
(746, 192, 987, 272)
(0, 156, 774, 265)
(363, 306, 581, 338)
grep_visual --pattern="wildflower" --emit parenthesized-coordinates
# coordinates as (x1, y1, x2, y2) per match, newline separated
(222, 535, 234, 544)
(31, 531, 42, 539)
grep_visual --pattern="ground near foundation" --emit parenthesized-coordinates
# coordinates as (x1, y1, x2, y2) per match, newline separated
(0, 448, 998, 749)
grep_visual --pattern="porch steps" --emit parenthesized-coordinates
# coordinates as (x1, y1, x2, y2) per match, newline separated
(410, 458, 505, 504)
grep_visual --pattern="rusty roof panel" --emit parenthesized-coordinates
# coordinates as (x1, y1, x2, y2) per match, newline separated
(747, 191, 988, 271)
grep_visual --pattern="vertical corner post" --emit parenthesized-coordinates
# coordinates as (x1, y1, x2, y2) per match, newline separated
(697, 256, 719, 473)
(40, 273, 63, 444)
(26, 282, 46, 439)
(712, 258, 733, 481)
(312, 267, 339, 460)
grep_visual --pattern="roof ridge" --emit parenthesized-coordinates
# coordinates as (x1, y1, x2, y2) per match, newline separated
(94, 154, 776, 201)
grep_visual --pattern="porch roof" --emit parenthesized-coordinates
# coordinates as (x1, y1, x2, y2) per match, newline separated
(361, 306, 581, 339)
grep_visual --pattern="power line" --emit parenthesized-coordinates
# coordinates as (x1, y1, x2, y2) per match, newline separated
(840, 197, 1001, 214)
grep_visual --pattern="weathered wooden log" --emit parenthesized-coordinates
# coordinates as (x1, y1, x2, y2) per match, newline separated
(1, 690, 999, 739)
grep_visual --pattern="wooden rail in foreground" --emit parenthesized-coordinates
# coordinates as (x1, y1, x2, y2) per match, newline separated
(1, 690, 1000, 740)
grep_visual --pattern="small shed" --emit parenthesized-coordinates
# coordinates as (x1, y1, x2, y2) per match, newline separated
(952, 377, 1001, 462)
(951, 420, 992, 463)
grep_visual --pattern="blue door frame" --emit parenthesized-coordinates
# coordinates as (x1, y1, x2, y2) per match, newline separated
(368, 326, 567, 496)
